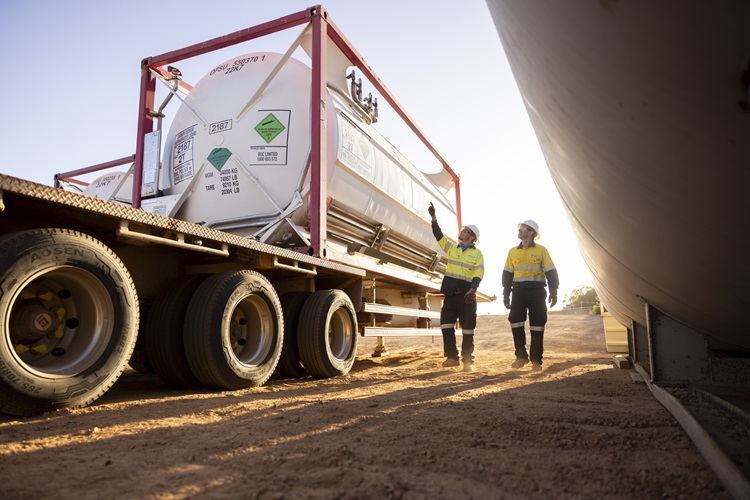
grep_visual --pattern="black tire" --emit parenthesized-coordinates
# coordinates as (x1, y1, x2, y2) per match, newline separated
(275, 292, 312, 378)
(145, 275, 208, 389)
(128, 299, 153, 374)
(298, 289, 358, 378)
(183, 270, 283, 390)
(127, 336, 152, 374)
(0, 229, 138, 417)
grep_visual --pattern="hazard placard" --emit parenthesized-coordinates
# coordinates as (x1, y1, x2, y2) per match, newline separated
(250, 109, 290, 166)
(254, 113, 286, 144)
(208, 148, 232, 171)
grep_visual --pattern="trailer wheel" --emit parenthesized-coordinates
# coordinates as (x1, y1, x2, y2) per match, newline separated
(298, 289, 358, 378)
(183, 271, 283, 390)
(127, 299, 153, 374)
(145, 275, 208, 389)
(128, 335, 152, 374)
(275, 292, 312, 378)
(0, 229, 138, 417)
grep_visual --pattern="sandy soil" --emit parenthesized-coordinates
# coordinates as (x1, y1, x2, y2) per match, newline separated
(0, 311, 729, 499)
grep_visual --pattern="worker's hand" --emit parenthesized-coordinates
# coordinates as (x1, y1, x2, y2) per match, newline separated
(428, 202, 436, 219)
(464, 289, 477, 304)
(503, 295, 510, 309)
(549, 294, 557, 308)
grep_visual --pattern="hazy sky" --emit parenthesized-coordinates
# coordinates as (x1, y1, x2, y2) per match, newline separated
(0, 0, 593, 313)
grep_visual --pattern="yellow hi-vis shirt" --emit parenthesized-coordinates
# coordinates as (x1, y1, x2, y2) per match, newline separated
(437, 234, 485, 295)
(502, 242, 558, 291)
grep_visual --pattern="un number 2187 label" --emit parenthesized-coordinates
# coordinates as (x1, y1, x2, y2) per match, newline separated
(209, 120, 232, 134)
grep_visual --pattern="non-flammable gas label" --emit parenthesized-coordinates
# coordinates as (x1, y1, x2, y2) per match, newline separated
(254, 113, 286, 144)
(250, 109, 290, 166)
(208, 148, 232, 171)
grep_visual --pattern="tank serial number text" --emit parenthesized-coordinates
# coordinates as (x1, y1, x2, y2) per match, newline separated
(210, 55, 266, 76)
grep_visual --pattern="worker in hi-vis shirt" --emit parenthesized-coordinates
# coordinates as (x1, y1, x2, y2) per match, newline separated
(502, 220, 559, 371)
(429, 202, 484, 373)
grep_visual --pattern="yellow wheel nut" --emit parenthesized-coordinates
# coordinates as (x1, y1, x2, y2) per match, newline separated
(14, 344, 30, 355)
(49, 324, 65, 339)
(55, 307, 66, 320)
(30, 344, 48, 354)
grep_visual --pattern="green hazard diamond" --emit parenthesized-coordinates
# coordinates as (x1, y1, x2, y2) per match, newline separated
(254, 113, 286, 144)
(208, 148, 232, 171)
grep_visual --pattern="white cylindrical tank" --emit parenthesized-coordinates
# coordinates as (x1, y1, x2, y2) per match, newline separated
(163, 52, 457, 264)
(82, 171, 133, 204)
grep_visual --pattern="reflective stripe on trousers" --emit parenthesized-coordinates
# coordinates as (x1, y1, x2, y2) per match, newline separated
(440, 294, 477, 361)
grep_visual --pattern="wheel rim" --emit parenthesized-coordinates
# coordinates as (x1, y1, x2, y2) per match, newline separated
(328, 306, 354, 361)
(6, 266, 114, 377)
(228, 294, 274, 366)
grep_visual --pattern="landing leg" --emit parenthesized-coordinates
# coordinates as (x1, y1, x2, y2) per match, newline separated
(372, 336, 389, 357)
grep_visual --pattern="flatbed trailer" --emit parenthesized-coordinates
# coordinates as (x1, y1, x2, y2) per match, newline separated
(0, 5, 493, 417)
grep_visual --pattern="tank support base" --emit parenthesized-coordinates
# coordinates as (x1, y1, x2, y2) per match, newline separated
(371, 336, 389, 357)
(642, 302, 750, 386)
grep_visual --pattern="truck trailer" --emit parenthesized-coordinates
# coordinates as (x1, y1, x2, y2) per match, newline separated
(0, 5, 493, 417)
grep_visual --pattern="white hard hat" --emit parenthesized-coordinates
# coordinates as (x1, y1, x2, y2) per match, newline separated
(465, 224, 480, 243)
(518, 219, 540, 240)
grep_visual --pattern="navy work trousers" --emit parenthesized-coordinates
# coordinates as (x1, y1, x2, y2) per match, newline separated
(440, 293, 477, 363)
(508, 287, 548, 364)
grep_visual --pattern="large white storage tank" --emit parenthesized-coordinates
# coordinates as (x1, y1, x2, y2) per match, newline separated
(162, 52, 458, 272)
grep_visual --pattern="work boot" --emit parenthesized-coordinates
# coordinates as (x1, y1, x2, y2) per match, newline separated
(462, 363, 474, 373)
(442, 358, 460, 368)
(531, 362, 542, 371)
(511, 358, 529, 369)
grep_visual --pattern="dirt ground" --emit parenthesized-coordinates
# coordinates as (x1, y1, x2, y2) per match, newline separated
(0, 310, 730, 499)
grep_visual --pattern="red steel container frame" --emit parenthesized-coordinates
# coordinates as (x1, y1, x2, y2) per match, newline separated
(119, 5, 462, 257)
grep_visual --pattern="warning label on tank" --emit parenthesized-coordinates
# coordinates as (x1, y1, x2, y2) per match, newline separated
(254, 113, 286, 143)
(208, 148, 232, 171)
(172, 125, 197, 184)
(339, 115, 373, 180)
(250, 110, 290, 166)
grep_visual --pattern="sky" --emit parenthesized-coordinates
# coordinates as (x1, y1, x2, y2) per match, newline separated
(0, 0, 593, 314)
